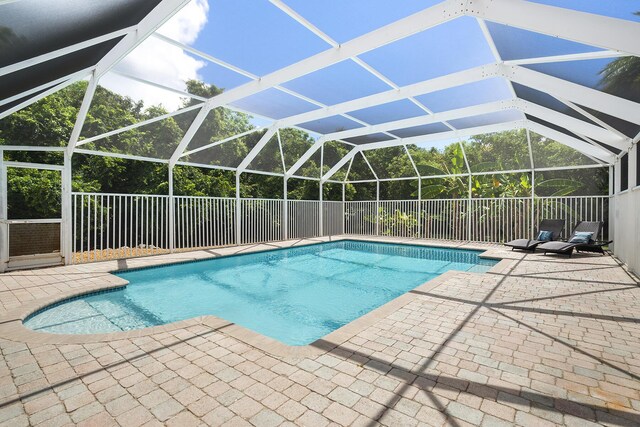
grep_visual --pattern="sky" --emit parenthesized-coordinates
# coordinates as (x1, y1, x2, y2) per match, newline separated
(96, 0, 630, 139)
(101, 0, 210, 111)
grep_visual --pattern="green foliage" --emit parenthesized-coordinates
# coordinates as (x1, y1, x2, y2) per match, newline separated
(7, 169, 61, 219)
(0, 79, 609, 220)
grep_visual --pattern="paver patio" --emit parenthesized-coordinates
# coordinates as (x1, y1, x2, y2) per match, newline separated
(0, 236, 639, 426)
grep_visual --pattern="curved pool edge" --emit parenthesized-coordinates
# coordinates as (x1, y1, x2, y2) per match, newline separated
(0, 238, 512, 358)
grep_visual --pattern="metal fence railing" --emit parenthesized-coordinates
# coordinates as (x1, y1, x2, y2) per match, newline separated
(71, 193, 609, 263)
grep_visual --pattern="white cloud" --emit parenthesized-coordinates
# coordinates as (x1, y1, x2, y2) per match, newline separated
(100, 0, 210, 112)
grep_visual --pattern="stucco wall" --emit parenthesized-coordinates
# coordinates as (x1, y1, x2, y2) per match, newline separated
(613, 143, 640, 276)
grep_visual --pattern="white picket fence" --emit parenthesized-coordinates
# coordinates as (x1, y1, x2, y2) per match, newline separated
(72, 193, 609, 263)
(344, 196, 609, 243)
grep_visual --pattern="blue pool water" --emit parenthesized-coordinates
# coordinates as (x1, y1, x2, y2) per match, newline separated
(24, 241, 496, 345)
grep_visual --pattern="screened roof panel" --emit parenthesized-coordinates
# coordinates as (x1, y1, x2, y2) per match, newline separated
(0, 83, 86, 147)
(390, 122, 450, 139)
(186, 131, 262, 169)
(0, 39, 121, 101)
(0, 85, 53, 115)
(346, 100, 427, 125)
(229, 88, 320, 120)
(322, 140, 353, 174)
(359, 17, 494, 87)
(283, 0, 442, 44)
(2, 0, 637, 171)
(297, 115, 363, 135)
(415, 78, 513, 113)
(526, 0, 640, 23)
(512, 82, 599, 125)
(112, 38, 253, 94)
(447, 110, 523, 130)
(344, 133, 392, 145)
(82, 110, 198, 160)
(183, 0, 330, 77)
(281, 60, 392, 106)
(407, 144, 459, 176)
(529, 131, 598, 169)
(180, 107, 257, 152)
(526, 114, 622, 155)
(247, 133, 284, 173)
(0, 0, 160, 67)
(464, 130, 531, 172)
(347, 152, 377, 181)
(295, 149, 322, 178)
(96, 72, 202, 117)
(278, 128, 317, 171)
(190, 55, 254, 92)
(523, 57, 640, 104)
(366, 146, 417, 179)
(485, 21, 603, 61)
(578, 105, 640, 140)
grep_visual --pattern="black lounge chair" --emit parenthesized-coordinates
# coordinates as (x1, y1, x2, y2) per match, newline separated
(538, 221, 605, 256)
(504, 219, 565, 251)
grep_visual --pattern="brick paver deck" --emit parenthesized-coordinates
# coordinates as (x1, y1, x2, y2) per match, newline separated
(0, 236, 639, 426)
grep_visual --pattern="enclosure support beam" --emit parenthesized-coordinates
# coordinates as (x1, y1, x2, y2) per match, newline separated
(0, 72, 92, 121)
(168, 166, 175, 253)
(67, 73, 98, 155)
(504, 64, 640, 127)
(236, 126, 279, 174)
(526, 121, 614, 164)
(468, 0, 640, 57)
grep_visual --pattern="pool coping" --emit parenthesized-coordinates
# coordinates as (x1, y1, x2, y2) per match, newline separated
(0, 235, 512, 358)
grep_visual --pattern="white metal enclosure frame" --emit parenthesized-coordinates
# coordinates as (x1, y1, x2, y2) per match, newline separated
(1, 0, 639, 265)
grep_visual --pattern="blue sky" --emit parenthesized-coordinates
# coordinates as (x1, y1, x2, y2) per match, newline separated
(112, 0, 634, 142)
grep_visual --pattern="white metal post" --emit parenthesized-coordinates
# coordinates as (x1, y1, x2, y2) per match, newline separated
(608, 165, 615, 250)
(319, 181, 324, 237)
(417, 178, 422, 239)
(0, 150, 7, 272)
(467, 174, 472, 241)
(235, 172, 241, 245)
(342, 183, 346, 235)
(376, 181, 380, 236)
(62, 151, 73, 264)
(168, 166, 175, 253)
(526, 129, 535, 239)
(319, 144, 324, 237)
(283, 177, 288, 240)
(531, 170, 536, 239)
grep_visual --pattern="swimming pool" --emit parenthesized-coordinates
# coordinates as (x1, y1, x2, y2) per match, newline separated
(24, 240, 497, 345)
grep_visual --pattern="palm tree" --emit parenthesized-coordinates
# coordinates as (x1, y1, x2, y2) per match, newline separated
(600, 12, 640, 103)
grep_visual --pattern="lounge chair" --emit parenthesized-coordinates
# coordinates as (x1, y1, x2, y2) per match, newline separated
(504, 219, 565, 251)
(538, 221, 605, 256)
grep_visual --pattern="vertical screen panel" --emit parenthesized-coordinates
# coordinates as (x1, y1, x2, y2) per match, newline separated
(620, 153, 629, 191)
